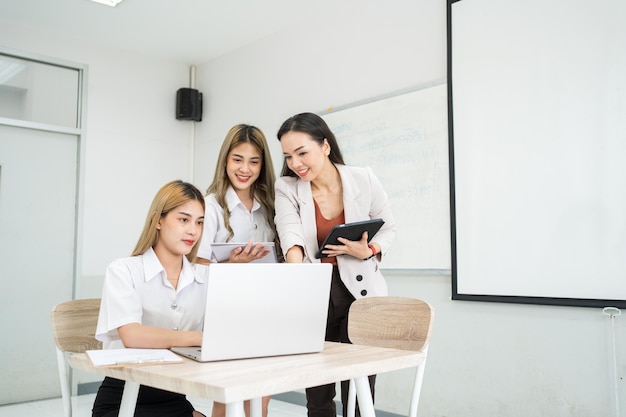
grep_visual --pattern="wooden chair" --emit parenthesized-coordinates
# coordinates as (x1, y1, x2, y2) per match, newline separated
(50, 298, 102, 417)
(346, 296, 434, 417)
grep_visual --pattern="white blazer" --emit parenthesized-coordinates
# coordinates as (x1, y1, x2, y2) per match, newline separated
(275, 164, 396, 299)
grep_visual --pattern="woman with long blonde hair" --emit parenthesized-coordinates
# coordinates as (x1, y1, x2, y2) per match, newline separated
(196, 124, 278, 417)
(197, 123, 278, 264)
(93, 180, 208, 417)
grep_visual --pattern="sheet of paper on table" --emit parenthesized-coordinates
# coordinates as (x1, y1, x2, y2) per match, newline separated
(86, 348, 184, 367)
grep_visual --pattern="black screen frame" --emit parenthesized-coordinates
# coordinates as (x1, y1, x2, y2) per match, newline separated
(446, 0, 626, 309)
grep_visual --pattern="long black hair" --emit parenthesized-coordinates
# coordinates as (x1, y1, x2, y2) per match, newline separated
(277, 112, 346, 177)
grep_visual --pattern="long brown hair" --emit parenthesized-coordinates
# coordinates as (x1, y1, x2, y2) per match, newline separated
(206, 124, 277, 243)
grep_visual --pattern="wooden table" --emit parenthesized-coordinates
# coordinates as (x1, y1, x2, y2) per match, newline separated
(68, 341, 425, 417)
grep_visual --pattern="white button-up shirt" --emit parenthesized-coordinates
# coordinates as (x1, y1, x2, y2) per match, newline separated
(96, 247, 209, 348)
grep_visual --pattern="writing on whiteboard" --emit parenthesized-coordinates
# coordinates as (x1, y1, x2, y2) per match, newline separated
(322, 83, 450, 270)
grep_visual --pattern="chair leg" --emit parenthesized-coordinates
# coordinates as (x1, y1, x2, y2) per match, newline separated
(346, 378, 357, 417)
(353, 376, 376, 417)
(55, 348, 72, 417)
(408, 352, 428, 417)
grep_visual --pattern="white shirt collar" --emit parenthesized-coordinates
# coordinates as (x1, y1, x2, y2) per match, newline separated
(142, 247, 206, 287)
(225, 185, 261, 213)
(142, 247, 164, 282)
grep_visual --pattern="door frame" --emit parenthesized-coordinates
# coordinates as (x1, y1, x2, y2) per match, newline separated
(0, 47, 88, 402)
(0, 46, 87, 299)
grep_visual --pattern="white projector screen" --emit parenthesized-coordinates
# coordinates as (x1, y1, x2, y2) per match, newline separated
(448, 0, 626, 307)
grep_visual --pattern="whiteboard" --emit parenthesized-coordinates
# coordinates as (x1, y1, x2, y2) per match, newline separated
(321, 83, 450, 270)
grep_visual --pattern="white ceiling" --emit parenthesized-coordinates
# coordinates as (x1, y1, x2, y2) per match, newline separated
(0, 0, 337, 64)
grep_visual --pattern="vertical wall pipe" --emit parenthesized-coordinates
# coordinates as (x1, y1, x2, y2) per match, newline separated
(189, 65, 196, 182)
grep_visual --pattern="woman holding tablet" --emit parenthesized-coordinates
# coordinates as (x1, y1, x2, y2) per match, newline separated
(197, 124, 278, 265)
(196, 124, 278, 417)
(274, 112, 396, 417)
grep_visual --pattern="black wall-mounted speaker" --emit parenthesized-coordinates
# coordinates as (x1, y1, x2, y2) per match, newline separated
(176, 88, 202, 121)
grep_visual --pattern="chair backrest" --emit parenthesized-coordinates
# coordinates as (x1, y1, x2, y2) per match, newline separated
(50, 298, 102, 353)
(348, 296, 433, 352)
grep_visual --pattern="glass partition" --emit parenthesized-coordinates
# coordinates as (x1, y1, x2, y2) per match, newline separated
(0, 53, 80, 128)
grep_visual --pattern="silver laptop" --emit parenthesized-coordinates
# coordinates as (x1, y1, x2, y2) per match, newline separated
(171, 263, 332, 362)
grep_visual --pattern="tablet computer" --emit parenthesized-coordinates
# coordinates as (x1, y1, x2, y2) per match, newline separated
(315, 218, 385, 259)
(210, 242, 278, 263)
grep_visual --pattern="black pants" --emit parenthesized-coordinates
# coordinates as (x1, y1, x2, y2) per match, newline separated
(305, 266, 376, 417)
(92, 377, 197, 417)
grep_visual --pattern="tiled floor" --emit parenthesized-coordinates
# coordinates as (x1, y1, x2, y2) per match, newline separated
(0, 394, 307, 417)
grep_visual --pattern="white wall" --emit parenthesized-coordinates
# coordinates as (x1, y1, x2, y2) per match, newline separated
(193, 1, 625, 416)
(192, 0, 444, 190)
(2, 1, 625, 415)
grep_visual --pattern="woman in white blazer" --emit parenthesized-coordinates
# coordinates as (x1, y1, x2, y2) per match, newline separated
(275, 112, 396, 417)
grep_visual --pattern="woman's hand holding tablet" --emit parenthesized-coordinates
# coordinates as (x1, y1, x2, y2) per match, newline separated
(315, 219, 385, 259)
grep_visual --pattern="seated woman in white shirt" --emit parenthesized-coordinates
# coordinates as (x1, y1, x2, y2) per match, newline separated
(92, 180, 208, 417)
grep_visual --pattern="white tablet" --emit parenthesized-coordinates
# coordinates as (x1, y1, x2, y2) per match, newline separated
(210, 242, 278, 263)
